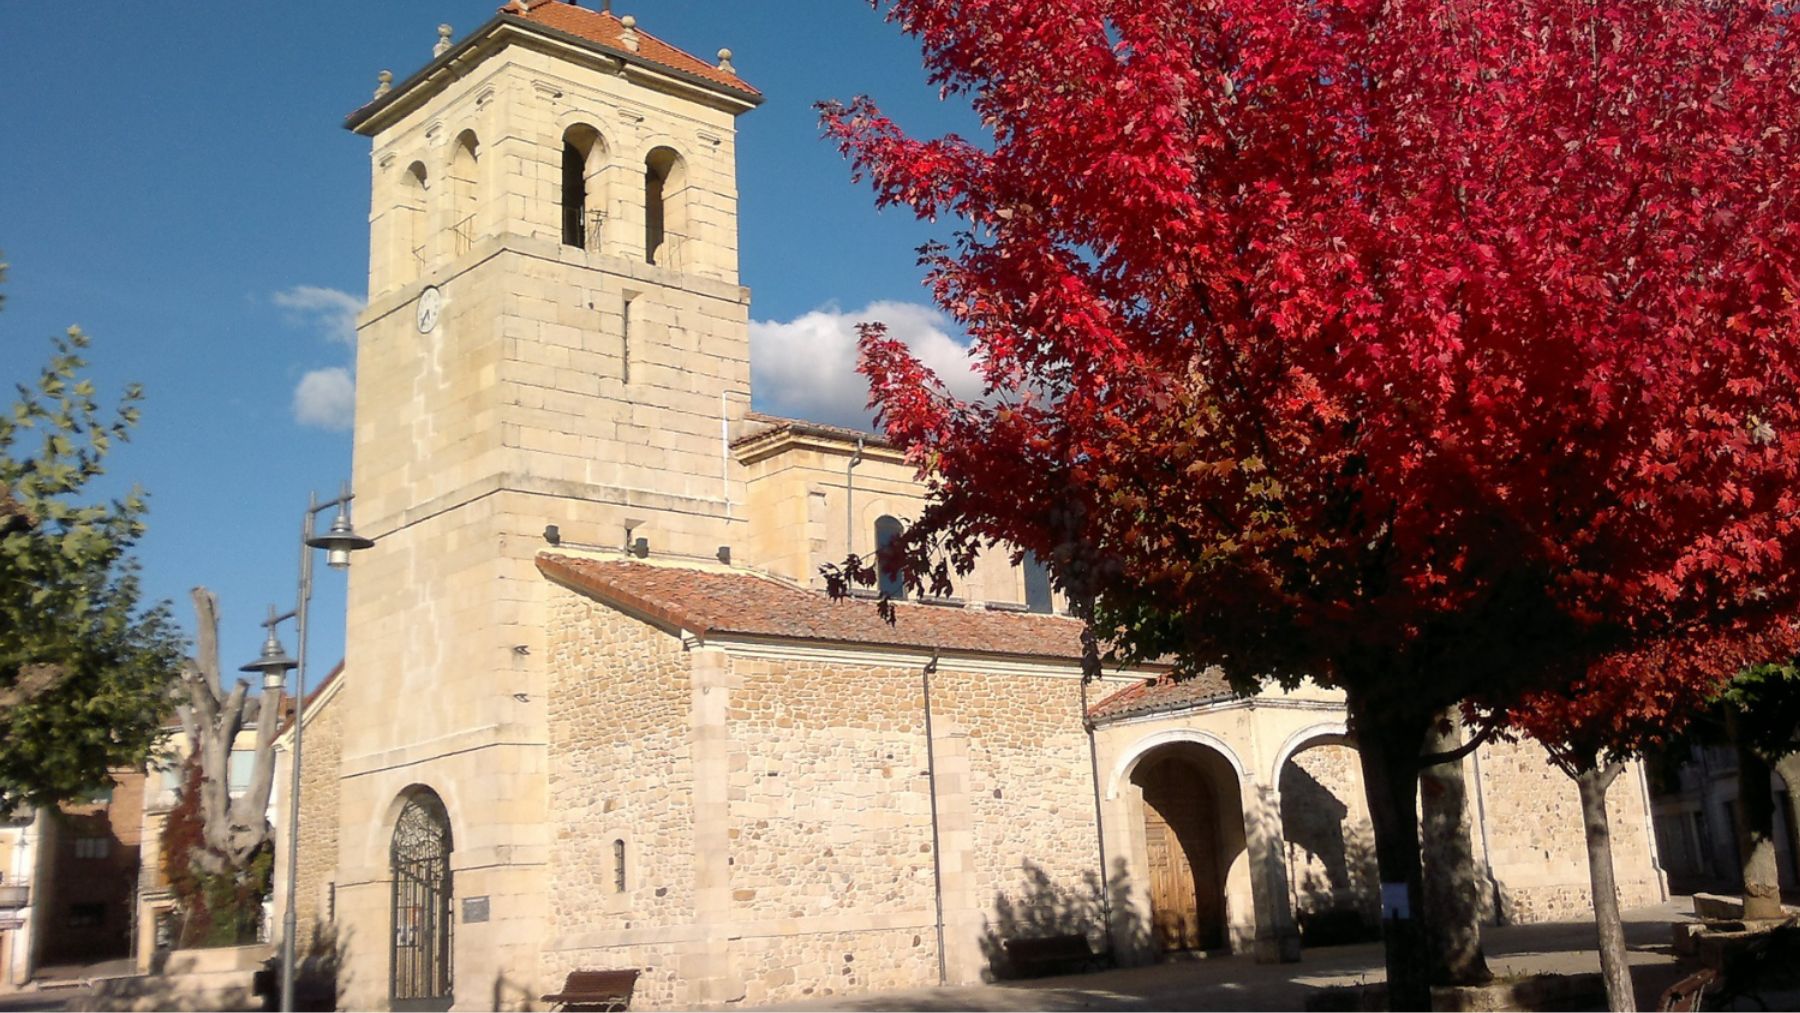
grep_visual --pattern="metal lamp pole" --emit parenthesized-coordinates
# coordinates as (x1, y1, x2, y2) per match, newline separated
(243, 486, 372, 1013)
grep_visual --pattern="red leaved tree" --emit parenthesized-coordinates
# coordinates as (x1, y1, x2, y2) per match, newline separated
(1497, 627, 1784, 1009)
(822, 0, 1800, 1005)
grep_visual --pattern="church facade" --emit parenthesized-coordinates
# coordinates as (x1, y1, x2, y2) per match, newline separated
(294, 3, 1670, 1009)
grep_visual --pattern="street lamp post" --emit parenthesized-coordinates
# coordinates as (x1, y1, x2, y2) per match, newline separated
(241, 487, 373, 1013)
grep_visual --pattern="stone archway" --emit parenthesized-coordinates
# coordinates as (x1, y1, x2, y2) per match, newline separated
(1127, 742, 1248, 953)
(1277, 737, 1380, 945)
(390, 787, 454, 1012)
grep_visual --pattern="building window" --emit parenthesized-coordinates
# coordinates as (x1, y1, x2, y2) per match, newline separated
(613, 839, 627, 893)
(644, 146, 684, 266)
(401, 160, 430, 283)
(1023, 551, 1053, 613)
(562, 124, 604, 250)
(73, 836, 110, 860)
(449, 130, 480, 254)
(228, 750, 255, 797)
(874, 515, 906, 600)
(67, 903, 105, 928)
(620, 293, 636, 384)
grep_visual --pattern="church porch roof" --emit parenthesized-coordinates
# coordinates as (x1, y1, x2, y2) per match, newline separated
(1086, 670, 1239, 723)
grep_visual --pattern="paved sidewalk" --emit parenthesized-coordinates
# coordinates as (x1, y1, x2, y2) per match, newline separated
(754, 901, 1693, 1012)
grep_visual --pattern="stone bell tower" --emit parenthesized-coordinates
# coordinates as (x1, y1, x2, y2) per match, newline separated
(332, 3, 760, 1007)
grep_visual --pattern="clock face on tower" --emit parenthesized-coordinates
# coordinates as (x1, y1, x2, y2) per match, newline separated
(416, 285, 442, 333)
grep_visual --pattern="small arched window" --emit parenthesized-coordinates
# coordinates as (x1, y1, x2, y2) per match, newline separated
(613, 839, 627, 893)
(874, 515, 906, 600)
(644, 146, 685, 266)
(562, 125, 605, 250)
(1023, 551, 1053, 614)
(450, 130, 480, 254)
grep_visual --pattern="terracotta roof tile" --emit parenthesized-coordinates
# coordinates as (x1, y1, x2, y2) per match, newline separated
(1087, 670, 1238, 722)
(539, 554, 1087, 660)
(507, 0, 760, 98)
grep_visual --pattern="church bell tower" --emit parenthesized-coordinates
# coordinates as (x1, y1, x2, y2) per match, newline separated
(333, 4, 759, 1006)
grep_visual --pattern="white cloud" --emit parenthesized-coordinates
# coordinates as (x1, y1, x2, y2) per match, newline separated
(292, 367, 355, 431)
(273, 285, 363, 345)
(749, 300, 982, 430)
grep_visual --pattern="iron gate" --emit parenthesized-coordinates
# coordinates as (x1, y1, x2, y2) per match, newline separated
(390, 791, 453, 1011)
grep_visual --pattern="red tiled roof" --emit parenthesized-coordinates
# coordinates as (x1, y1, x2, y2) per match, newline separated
(1087, 670, 1239, 722)
(539, 554, 1089, 660)
(506, 0, 760, 98)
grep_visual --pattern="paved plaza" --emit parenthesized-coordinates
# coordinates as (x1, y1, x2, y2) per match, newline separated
(759, 900, 1695, 1012)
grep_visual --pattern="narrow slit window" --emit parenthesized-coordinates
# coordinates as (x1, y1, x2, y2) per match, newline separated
(620, 295, 634, 384)
(613, 839, 627, 893)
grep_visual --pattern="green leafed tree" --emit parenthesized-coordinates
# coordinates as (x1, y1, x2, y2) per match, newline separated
(0, 254, 183, 810)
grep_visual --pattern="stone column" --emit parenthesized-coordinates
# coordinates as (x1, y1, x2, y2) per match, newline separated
(930, 728, 984, 985)
(1242, 781, 1302, 963)
(1101, 781, 1156, 967)
(680, 647, 744, 1005)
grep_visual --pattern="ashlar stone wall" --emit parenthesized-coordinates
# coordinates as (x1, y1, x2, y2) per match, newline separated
(1472, 735, 1663, 923)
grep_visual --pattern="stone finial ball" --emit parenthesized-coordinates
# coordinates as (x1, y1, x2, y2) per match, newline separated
(621, 15, 637, 28)
(439, 24, 453, 37)
(718, 48, 732, 61)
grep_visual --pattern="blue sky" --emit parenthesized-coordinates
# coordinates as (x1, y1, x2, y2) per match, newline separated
(0, 2, 981, 690)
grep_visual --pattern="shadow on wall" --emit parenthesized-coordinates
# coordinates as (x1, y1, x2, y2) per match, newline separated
(491, 969, 536, 1012)
(1281, 762, 1381, 946)
(977, 859, 1149, 981)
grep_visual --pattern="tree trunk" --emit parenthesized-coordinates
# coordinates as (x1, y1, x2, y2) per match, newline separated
(1351, 695, 1433, 1012)
(1776, 754, 1800, 889)
(1723, 708, 1782, 920)
(1420, 705, 1493, 986)
(1574, 761, 1636, 1013)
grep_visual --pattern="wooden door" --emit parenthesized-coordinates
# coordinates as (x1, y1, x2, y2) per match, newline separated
(1139, 757, 1227, 951)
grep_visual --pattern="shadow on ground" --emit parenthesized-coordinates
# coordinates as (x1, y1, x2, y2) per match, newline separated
(758, 899, 1700, 1012)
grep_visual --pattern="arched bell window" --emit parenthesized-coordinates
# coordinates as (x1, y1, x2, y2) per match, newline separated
(562, 124, 605, 250)
(643, 146, 686, 267)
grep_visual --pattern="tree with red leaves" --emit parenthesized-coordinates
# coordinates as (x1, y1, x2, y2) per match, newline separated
(822, 1, 1800, 1006)
(1500, 630, 1777, 1009)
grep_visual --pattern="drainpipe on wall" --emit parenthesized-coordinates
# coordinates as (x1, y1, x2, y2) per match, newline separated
(1082, 676, 1112, 954)
(845, 439, 865, 563)
(1635, 761, 1670, 902)
(920, 649, 948, 985)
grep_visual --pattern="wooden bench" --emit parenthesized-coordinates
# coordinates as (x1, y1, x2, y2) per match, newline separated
(542, 969, 640, 1012)
(1002, 934, 1108, 978)
(1656, 968, 1716, 1012)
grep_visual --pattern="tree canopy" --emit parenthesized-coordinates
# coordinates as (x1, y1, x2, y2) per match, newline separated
(0, 256, 183, 810)
(822, 1, 1800, 1005)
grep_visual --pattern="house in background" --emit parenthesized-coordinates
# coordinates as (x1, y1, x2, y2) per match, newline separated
(1649, 744, 1798, 898)
(0, 772, 146, 989)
